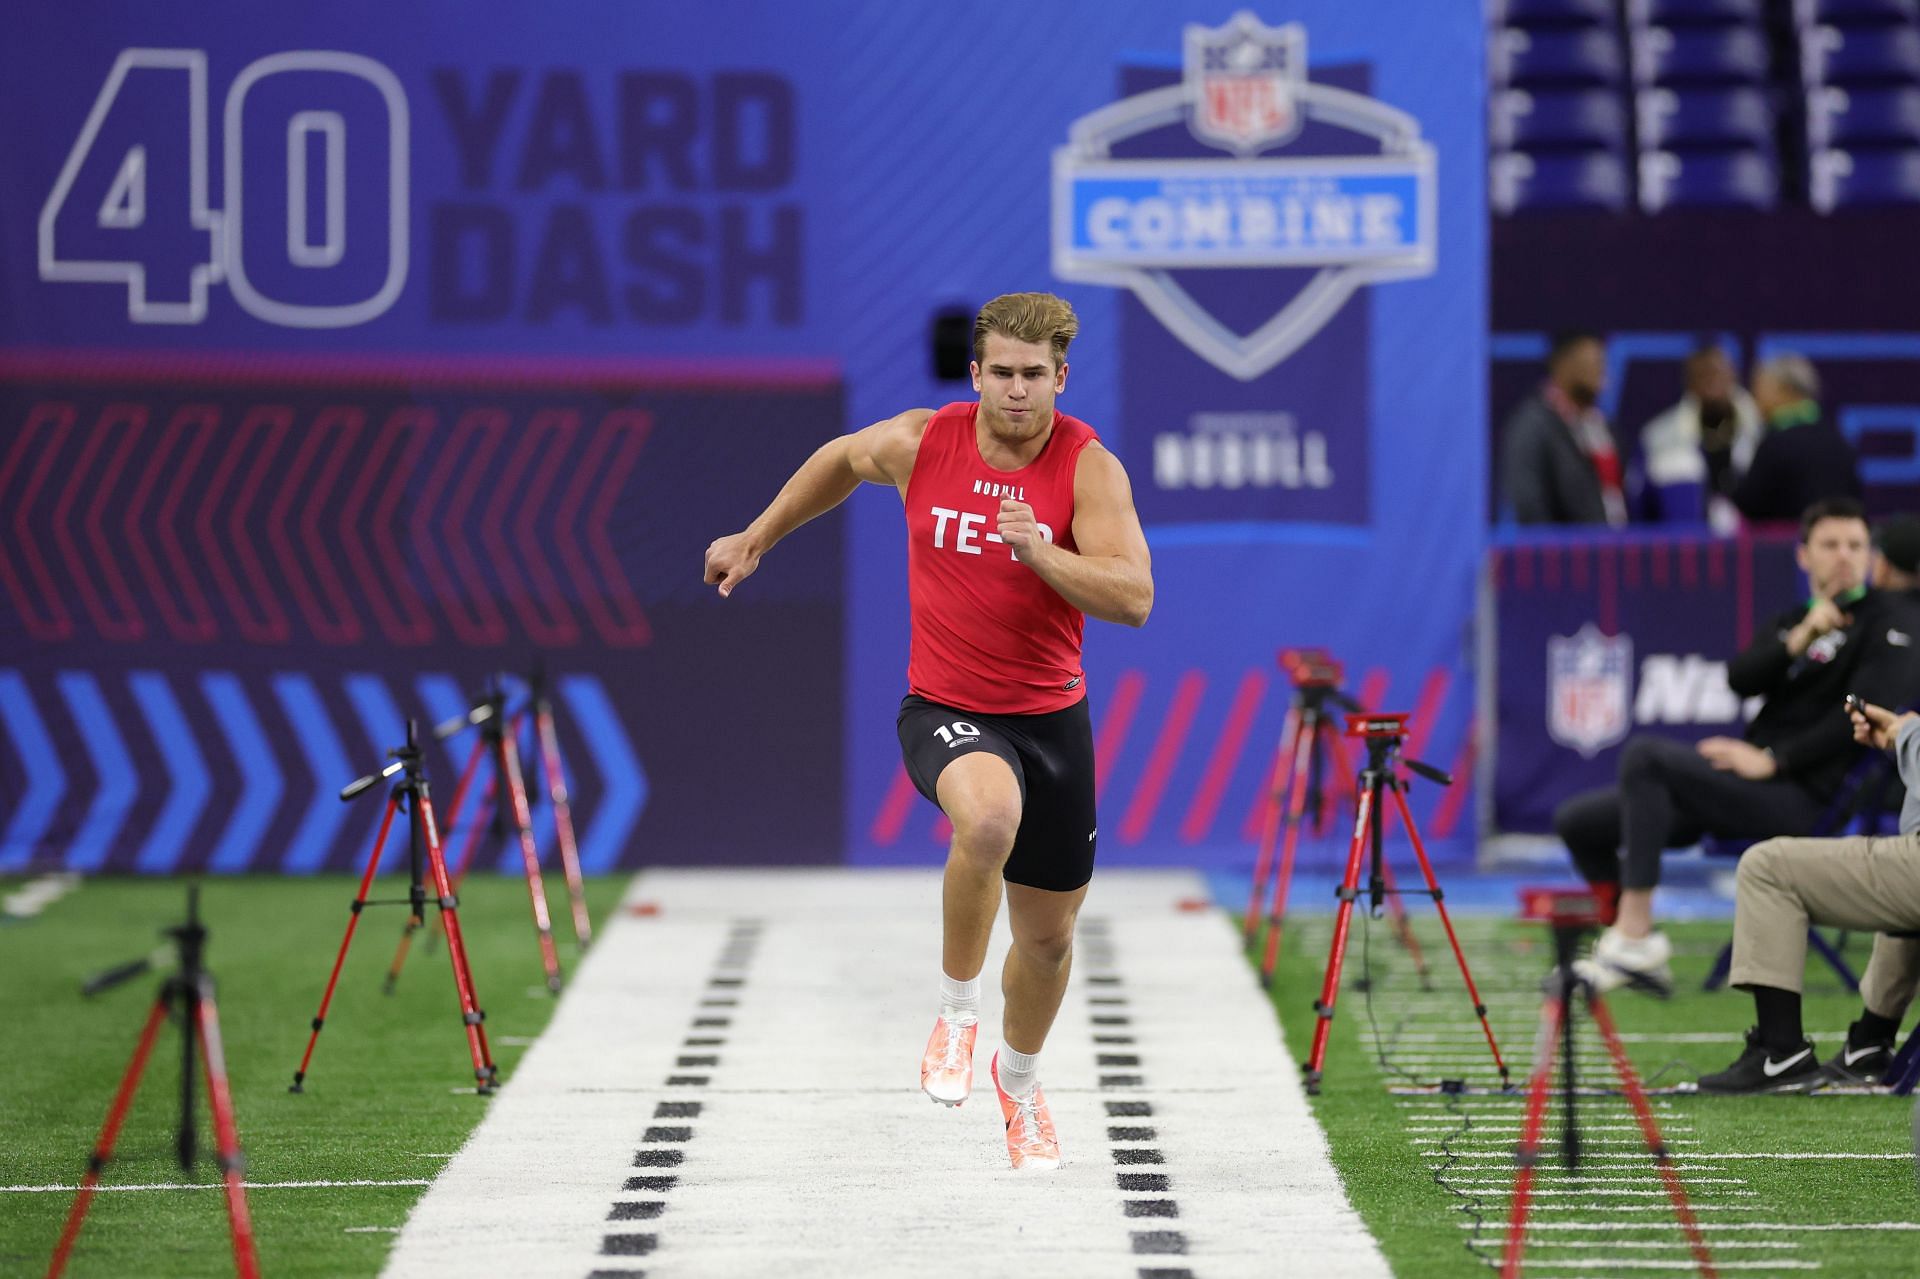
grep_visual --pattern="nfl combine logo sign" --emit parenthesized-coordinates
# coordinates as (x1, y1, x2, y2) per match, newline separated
(1188, 14, 1305, 155)
(1547, 626, 1633, 758)
(1052, 11, 1436, 381)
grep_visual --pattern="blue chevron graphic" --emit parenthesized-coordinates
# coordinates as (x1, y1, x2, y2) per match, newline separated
(57, 672, 138, 873)
(273, 674, 354, 874)
(345, 673, 412, 863)
(202, 673, 283, 873)
(414, 674, 473, 834)
(561, 675, 646, 873)
(129, 673, 211, 874)
(0, 671, 67, 872)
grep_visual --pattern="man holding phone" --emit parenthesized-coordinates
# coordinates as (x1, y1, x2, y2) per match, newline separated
(1700, 698, 1920, 1092)
(1556, 497, 1920, 996)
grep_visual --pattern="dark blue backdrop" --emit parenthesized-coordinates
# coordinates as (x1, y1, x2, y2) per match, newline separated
(0, 2, 1489, 874)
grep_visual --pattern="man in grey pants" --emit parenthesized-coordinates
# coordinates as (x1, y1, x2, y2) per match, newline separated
(1701, 700, 1920, 1093)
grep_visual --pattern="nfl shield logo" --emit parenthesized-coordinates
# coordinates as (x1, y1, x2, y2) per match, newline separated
(1547, 625, 1633, 758)
(1184, 12, 1307, 154)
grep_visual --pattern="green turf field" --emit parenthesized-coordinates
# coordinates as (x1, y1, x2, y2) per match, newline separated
(1263, 907, 1920, 1277)
(0, 875, 623, 1279)
(6, 875, 1918, 1277)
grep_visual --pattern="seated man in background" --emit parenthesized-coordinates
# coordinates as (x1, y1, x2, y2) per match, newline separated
(1699, 699, 1920, 1094)
(1876, 514, 1919, 602)
(1639, 342, 1759, 533)
(1502, 331, 1628, 527)
(1557, 498, 1920, 995)
(1732, 354, 1863, 525)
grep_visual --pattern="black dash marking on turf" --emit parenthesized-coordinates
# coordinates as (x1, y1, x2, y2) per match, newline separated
(1138, 1269, 1196, 1279)
(601, 1233, 657, 1255)
(1112, 1148, 1166, 1165)
(1131, 1232, 1188, 1255)
(609, 1201, 666, 1220)
(633, 1149, 684, 1168)
(602, 917, 762, 1273)
(1082, 917, 1187, 1267)
(624, 1176, 678, 1192)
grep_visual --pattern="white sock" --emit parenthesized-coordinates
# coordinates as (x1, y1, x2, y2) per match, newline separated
(998, 1045, 1040, 1099)
(940, 973, 979, 1025)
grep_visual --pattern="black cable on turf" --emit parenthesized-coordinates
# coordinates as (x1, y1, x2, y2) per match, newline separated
(1358, 911, 1502, 1272)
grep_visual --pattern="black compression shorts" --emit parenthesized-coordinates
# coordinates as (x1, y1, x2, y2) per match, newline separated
(895, 692, 1098, 892)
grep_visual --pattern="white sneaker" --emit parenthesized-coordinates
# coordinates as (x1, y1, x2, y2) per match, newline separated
(1573, 927, 1674, 998)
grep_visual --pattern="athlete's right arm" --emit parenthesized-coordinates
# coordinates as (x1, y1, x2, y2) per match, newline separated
(703, 409, 932, 597)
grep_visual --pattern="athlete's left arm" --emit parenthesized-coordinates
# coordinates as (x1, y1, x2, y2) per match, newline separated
(1000, 443, 1153, 627)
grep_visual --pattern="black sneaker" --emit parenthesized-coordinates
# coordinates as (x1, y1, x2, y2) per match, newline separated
(1819, 1019, 1897, 1085)
(1697, 1028, 1821, 1094)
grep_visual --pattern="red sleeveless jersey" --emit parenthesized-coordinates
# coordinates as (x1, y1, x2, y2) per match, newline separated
(904, 402, 1100, 715)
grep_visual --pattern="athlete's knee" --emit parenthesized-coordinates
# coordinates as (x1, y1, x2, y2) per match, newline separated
(1013, 919, 1075, 970)
(949, 801, 1021, 863)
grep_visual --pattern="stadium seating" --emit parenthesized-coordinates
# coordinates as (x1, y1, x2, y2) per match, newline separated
(1492, 149, 1633, 211)
(1629, 0, 1767, 27)
(1810, 144, 1920, 206)
(1638, 85, 1776, 146)
(1490, 0, 1920, 212)
(1496, 27, 1629, 87)
(1493, 88, 1632, 149)
(1639, 147, 1781, 208)
(1794, 0, 1920, 26)
(1632, 25, 1773, 85)
(1803, 25, 1920, 86)
(1806, 84, 1920, 146)
(1497, 0, 1619, 28)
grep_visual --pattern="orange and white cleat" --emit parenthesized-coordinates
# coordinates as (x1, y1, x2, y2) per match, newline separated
(921, 1015, 977, 1106)
(991, 1052, 1060, 1171)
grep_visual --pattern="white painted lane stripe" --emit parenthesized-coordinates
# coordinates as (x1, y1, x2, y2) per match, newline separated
(2, 872, 80, 918)
(1474, 1240, 1799, 1249)
(3, 1179, 430, 1193)
(1462, 1220, 1920, 1231)
(1507, 1262, 1817, 1271)
(1436, 1151, 1908, 1161)
(386, 870, 1392, 1279)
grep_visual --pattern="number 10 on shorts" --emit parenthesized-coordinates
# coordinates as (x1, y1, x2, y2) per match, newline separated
(933, 721, 980, 748)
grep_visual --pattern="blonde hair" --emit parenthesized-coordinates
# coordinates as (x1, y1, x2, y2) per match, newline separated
(972, 292, 1079, 368)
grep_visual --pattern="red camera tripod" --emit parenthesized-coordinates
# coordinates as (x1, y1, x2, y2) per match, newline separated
(1303, 712, 1509, 1095)
(1244, 649, 1426, 987)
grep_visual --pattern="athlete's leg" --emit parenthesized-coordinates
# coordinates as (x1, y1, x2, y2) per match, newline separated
(1002, 881, 1090, 1054)
(936, 753, 1024, 982)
